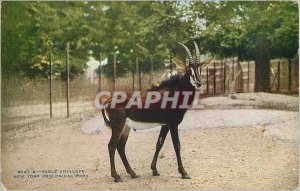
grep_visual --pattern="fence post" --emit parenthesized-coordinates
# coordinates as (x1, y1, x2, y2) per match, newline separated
(228, 59, 230, 93)
(232, 57, 235, 92)
(213, 62, 216, 94)
(150, 56, 154, 84)
(98, 52, 102, 92)
(137, 56, 142, 91)
(65, 44, 70, 118)
(113, 53, 117, 91)
(49, 52, 53, 118)
(277, 61, 280, 92)
(132, 66, 135, 91)
(206, 67, 209, 95)
(170, 50, 173, 76)
(223, 59, 226, 94)
(288, 59, 291, 93)
(247, 61, 250, 92)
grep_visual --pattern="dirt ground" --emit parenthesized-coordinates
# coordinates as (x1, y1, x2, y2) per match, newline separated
(1, 93, 299, 190)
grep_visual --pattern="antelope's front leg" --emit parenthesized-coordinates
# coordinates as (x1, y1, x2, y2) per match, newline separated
(170, 125, 190, 179)
(151, 125, 169, 176)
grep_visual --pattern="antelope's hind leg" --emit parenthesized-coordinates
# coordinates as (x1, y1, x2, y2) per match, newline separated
(108, 122, 125, 182)
(170, 125, 190, 179)
(117, 125, 139, 179)
(151, 125, 169, 176)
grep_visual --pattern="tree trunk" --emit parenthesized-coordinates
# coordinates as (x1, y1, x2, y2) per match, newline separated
(254, 34, 270, 92)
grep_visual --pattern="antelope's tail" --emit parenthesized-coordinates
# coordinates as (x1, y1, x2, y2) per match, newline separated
(101, 108, 111, 127)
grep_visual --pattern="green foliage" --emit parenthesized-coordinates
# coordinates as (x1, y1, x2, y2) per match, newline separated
(191, 1, 298, 60)
(1, 1, 298, 79)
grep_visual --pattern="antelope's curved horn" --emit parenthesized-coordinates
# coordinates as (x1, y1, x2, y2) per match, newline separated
(178, 42, 193, 65)
(193, 41, 200, 65)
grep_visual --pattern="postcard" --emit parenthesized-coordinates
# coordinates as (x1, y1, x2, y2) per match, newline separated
(1, 1, 299, 190)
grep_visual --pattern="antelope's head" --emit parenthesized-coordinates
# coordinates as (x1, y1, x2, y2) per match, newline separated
(175, 41, 209, 89)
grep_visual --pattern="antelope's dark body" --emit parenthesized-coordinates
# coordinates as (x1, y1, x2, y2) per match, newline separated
(101, 42, 204, 182)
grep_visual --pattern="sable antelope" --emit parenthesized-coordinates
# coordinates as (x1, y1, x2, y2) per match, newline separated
(101, 41, 206, 182)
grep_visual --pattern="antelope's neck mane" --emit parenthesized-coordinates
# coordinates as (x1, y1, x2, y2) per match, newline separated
(149, 74, 183, 91)
(148, 72, 194, 92)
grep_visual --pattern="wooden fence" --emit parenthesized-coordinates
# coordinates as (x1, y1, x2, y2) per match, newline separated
(198, 58, 298, 95)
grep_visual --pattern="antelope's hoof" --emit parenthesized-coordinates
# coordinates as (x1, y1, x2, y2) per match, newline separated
(152, 171, 160, 176)
(181, 174, 191, 179)
(131, 174, 139, 179)
(113, 175, 122, 182)
(114, 177, 122, 182)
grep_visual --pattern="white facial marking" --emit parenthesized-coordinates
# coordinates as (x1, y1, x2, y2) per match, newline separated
(126, 118, 165, 130)
(190, 75, 198, 88)
(190, 67, 196, 77)
(190, 68, 201, 89)
(198, 67, 201, 76)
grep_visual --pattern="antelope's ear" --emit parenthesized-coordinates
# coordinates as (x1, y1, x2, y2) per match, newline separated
(200, 57, 213, 68)
(172, 57, 187, 71)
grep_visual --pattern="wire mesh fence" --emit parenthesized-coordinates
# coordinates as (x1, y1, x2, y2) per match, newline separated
(1, 69, 166, 129)
(2, 57, 298, 129)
